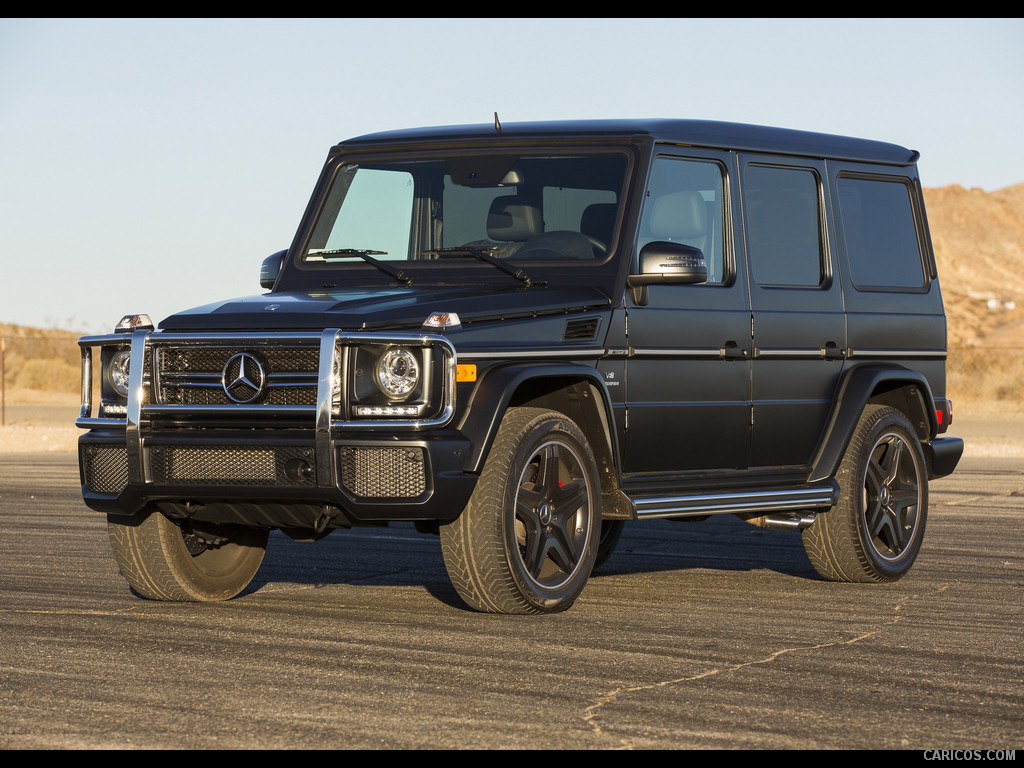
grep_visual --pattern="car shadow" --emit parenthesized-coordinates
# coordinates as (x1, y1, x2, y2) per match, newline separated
(246, 515, 821, 607)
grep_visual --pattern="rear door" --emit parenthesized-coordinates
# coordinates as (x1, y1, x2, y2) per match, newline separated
(739, 156, 847, 468)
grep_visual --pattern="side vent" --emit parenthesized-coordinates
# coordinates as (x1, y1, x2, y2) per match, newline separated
(563, 317, 601, 341)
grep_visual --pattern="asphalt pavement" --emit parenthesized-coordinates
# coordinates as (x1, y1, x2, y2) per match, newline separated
(0, 452, 1021, 749)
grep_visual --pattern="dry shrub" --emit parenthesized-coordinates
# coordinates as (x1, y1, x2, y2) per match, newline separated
(12, 358, 80, 393)
(947, 346, 1024, 415)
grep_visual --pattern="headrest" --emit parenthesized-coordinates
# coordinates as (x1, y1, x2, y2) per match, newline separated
(649, 191, 707, 241)
(487, 196, 543, 241)
(580, 203, 617, 244)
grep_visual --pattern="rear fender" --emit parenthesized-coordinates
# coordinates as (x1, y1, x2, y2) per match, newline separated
(809, 363, 936, 483)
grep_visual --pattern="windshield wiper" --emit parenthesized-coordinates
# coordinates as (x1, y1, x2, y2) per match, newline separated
(306, 248, 412, 285)
(419, 247, 542, 287)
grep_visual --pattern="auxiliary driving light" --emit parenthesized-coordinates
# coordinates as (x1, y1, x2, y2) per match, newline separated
(114, 314, 154, 332)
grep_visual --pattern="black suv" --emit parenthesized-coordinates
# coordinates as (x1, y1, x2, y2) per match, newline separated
(76, 119, 964, 613)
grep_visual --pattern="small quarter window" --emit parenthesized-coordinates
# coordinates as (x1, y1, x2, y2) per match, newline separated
(838, 176, 925, 290)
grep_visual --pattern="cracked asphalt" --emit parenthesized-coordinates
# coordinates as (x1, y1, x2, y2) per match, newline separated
(0, 453, 1021, 749)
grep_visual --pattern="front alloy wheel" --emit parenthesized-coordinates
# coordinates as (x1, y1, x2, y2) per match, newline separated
(441, 408, 600, 614)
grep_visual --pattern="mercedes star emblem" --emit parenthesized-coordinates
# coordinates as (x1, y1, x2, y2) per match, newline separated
(222, 352, 266, 403)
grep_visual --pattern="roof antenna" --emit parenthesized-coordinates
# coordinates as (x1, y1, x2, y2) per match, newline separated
(494, 112, 501, 133)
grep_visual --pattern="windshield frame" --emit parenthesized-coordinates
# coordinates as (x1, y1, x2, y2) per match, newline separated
(275, 142, 638, 293)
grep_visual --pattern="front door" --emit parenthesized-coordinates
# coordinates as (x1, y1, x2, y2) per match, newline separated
(623, 152, 752, 475)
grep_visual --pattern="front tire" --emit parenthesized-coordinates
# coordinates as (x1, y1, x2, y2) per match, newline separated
(107, 511, 269, 601)
(594, 519, 624, 570)
(440, 408, 600, 614)
(802, 405, 928, 582)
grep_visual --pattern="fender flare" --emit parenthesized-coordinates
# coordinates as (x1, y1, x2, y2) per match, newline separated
(808, 363, 937, 483)
(456, 362, 619, 477)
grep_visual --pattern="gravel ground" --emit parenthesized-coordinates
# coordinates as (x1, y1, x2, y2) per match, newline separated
(0, 397, 1019, 458)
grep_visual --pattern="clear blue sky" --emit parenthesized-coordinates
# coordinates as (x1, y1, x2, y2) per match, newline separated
(2, 18, 1022, 333)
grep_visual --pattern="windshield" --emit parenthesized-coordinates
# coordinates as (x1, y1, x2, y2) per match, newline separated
(301, 152, 628, 279)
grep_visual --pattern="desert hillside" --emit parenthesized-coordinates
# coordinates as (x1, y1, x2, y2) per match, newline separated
(925, 183, 1024, 346)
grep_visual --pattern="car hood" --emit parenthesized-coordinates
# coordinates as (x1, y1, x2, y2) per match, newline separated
(158, 283, 613, 332)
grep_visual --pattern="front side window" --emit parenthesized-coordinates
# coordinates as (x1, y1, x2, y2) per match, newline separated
(636, 157, 727, 284)
(743, 164, 824, 287)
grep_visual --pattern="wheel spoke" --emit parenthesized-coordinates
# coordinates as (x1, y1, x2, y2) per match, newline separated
(866, 453, 887, 495)
(520, 521, 547, 575)
(866, 497, 899, 547)
(534, 445, 561, 497)
(881, 438, 904, 485)
(552, 478, 589, 518)
(516, 486, 543, 518)
(875, 507, 902, 552)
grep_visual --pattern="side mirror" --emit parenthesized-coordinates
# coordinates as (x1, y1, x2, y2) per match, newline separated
(260, 250, 287, 290)
(626, 242, 707, 305)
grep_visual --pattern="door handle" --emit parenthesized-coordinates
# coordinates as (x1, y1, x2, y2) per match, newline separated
(821, 342, 847, 360)
(720, 341, 748, 359)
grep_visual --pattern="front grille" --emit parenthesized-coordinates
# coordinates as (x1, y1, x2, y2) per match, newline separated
(339, 446, 427, 499)
(149, 445, 316, 487)
(81, 444, 130, 494)
(156, 346, 319, 406)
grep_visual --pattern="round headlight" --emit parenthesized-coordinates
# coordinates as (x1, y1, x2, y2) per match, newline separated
(109, 349, 131, 397)
(376, 347, 419, 399)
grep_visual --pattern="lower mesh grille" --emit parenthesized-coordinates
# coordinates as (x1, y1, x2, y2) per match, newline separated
(339, 446, 427, 498)
(81, 444, 130, 495)
(149, 446, 316, 487)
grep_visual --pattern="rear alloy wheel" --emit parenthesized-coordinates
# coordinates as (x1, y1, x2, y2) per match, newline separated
(802, 405, 928, 582)
(441, 408, 600, 614)
(107, 510, 269, 601)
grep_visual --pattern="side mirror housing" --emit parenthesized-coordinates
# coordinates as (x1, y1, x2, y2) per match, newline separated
(260, 250, 287, 290)
(626, 242, 707, 305)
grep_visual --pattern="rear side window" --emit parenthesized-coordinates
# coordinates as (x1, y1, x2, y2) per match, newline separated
(743, 165, 824, 287)
(837, 176, 925, 290)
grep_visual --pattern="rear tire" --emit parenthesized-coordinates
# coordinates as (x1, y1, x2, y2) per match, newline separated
(802, 405, 928, 582)
(107, 511, 269, 601)
(440, 408, 600, 614)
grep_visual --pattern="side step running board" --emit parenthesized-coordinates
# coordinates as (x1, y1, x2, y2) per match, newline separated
(626, 481, 839, 522)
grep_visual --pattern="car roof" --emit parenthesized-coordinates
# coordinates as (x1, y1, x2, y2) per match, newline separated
(337, 118, 919, 166)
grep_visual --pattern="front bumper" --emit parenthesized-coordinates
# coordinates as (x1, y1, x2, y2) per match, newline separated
(76, 328, 473, 528)
(78, 427, 476, 527)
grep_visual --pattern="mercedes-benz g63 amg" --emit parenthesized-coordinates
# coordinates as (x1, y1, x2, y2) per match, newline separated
(77, 119, 964, 613)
